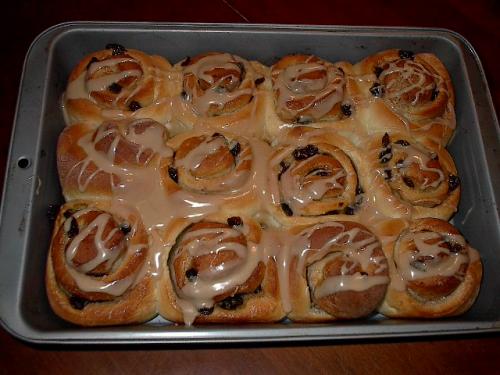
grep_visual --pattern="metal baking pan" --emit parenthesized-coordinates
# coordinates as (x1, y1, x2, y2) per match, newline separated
(0, 22, 498, 344)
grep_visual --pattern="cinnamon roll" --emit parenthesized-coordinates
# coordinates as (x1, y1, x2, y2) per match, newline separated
(354, 49, 455, 146)
(158, 215, 284, 325)
(46, 201, 156, 326)
(359, 132, 460, 220)
(379, 218, 482, 318)
(285, 221, 389, 321)
(58, 118, 172, 201)
(172, 52, 268, 137)
(264, 55, 356, 141)
(162, 130, 271, 215)
(63, 44, 175, 127)
(268, 130, 361, 225)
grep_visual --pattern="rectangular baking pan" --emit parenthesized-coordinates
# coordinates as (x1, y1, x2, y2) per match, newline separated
(0, 22, 498, 344)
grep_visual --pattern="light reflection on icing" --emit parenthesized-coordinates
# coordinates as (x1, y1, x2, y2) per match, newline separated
(273, 56, 345, 122)
(182, 53, 254, 116)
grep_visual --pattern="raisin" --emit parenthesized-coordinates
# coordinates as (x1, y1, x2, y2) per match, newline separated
(370, 83, 384, 97)
(344, 207, 355, 215)
(230, 142, 241, 157)
(360, 272, 368, 276)
(399, 50, 414, 60)
(86, 56, 99, 69)
(395, 139, 410, 146)
(181, 90, 188, 100)
(384, 169, 392, 180)
(105, 43, 126, 56)
(449, 243, 464, 253)
(47, 204, 60, 222)
(281, 203, 293, 216)
(254, 77, 265, 85)
(212, 132, 222, 138)
(185, 268, 198, 281)
(120, 223, 131, 234)
(67, 217, 79, 238)
(403, 176, 415, 188)
(69, 296, 88, 310)
(431, 89, 439, 101)
(219, 294, 244, 310)
(374, 66, 383, 78)
(279, 161, 290, 174)
(108, 82, 122, 93)
(198, 307, 214, 315)
(382, 133, 391, 148)
(181, 56, 191, 66)
(448, 175, 460, 191)
(292, 145, 319, 160)
(168, 166, 178, 183)
(278, 161, 290, 181)
(128, 101, 142, 111)
(341, 104, 352, 117)
(227, 216, 243, 227)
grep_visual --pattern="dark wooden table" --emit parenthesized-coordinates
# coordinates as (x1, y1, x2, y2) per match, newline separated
(1, 1, 499, 373)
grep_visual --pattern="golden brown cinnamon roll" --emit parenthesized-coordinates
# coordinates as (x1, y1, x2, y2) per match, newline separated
(379, 218, 482, 318)
(58, 118, 172, 201)
(158, 215, 284, 325)
(46, 201, 156, 326)
(359, 132, 460, 220)
(264, 55, 357, 141)
(63, 45, 175, 127)
(285, 221, 389, 321)
(172, 52, 268, 137)
(354, 49, 455, 146)
(162, 130, 271, 215)
(267, 130, 361, 225)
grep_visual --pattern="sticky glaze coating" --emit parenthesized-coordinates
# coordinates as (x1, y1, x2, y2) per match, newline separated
(49, 46, 482, 326)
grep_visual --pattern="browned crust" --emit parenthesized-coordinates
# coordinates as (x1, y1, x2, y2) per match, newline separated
(287, 220, 388, 322)
(353, 49, 455, 146)
(359, 131, 460, 220)
(157, 215, 285, 324)
(45, 200, 157, 326)
(64, 48, 174, 127)
(379, 218, 482, 318)
(172, 52, 268, 138)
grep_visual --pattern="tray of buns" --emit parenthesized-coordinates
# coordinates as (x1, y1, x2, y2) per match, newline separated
(0, 22, 498, 344)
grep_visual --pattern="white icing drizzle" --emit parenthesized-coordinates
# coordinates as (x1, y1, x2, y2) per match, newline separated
(64, 54, 170, 121)
(65, 213, 121, 272)
(170, 225, 262, 325)
(268, 145, 355, 215)
(383, 142, 445, 189)
(293, 222, 385, 273)
(183, 53, 254, 116)
(315, 274, 390, 298)
(63, 210, 147, 296)
(395, 231, 469, 281)
(280, 155, 346, 213)
(379, 60, 445, 106)
(273, 56, 345, 121)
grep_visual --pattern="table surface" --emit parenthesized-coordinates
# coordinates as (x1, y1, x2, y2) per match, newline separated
(1, 0, 499, 373)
